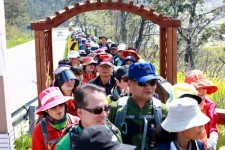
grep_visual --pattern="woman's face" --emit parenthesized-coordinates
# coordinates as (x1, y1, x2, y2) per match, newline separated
(197, 87, 207, 99)
(181, 125, 204, 140)
(46, 103, 65, 120)
(61, 79, 75, 93)
(85, 64, 96, 72)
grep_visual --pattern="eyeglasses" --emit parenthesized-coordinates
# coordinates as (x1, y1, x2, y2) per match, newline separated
(121, 77, 128, 82)
(83, 105, 111, 115)
(50, 103, 65, 110)
(134, 79, 158, 87)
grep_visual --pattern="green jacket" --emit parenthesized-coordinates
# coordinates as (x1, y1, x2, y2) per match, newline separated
(108, 96, 168, 150)
(55, 120, 122, 150)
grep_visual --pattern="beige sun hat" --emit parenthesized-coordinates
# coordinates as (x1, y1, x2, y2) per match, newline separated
(161, 98, 210, 132)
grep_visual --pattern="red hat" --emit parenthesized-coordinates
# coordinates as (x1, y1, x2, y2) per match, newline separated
(36, 87, 73, 115)
(82, 56, 97, 66)
(184, 70, 218, 94)
(95, 47, 108, 55)
(123, 50, 140, 61)
(98, 54, 113, 66)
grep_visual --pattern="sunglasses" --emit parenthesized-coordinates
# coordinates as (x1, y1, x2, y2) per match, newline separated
(50, 103, 65, 110)
(121, 77, 128, 82)
(83, 105, 111, 115)
(134, 79, 158, 87)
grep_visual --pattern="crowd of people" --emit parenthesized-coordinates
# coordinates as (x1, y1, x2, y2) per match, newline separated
(31, 30, 220, 150)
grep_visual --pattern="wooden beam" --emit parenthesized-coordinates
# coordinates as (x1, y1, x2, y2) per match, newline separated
(216, 108, 225, 124)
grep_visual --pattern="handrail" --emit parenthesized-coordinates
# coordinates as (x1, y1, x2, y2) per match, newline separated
(11, 97, 38, 126)
(216, 108, 225, 125)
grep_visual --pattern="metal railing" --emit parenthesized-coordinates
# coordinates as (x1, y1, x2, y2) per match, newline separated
(11, 97, 37, 127)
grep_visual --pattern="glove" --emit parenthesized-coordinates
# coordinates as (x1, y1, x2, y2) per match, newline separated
(207, 131, 218, 149)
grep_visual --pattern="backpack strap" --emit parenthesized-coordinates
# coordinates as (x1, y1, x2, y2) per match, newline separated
(114, 96, 129, 128)
(40, 118, 49, 150)
(69, 125, 79, 150)
(152, 97, 162, 126)
(106, 120, 122, 143)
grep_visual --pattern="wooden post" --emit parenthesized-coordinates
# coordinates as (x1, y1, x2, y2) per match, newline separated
(0, 1, 14, 149)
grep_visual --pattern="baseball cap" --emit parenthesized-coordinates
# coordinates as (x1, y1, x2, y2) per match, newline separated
(115, 65, 129, 79)
(128, 62, 158, 82)
(98, 54, 113, 66)
(75, 125, 136, 150)
(110, 43, 118, 49)
(121, 56, 135, 66)
(67, 51, 80, 59)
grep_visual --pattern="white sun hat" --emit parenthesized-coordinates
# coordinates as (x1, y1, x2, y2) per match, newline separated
(161, 98, 210, 132)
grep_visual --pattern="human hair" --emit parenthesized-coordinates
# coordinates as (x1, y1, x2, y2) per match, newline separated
(74, 84, 106, 109)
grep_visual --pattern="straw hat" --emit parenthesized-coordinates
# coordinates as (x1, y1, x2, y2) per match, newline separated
(185, 70, 218, 94)
(161, 98, 210, 132)
(36, 87, 73, 115)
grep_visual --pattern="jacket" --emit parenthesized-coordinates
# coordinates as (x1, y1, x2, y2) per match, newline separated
(32, 115, 80, 150)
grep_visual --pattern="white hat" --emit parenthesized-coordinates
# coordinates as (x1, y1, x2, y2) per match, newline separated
(118, 43, 126, 51)
(161, 98, 210, 132)
(67, 51, 80, 59)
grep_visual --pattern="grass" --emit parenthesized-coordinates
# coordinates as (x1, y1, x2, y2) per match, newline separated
(14, 134, 31, 150)
(6, 24, 34, 49)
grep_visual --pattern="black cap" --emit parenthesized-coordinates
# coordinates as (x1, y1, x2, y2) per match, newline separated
(179, 94, 202, 104)
(110, 43, 118, 49)
(75, 125, 136, 150)
(115, 65, 129, 80)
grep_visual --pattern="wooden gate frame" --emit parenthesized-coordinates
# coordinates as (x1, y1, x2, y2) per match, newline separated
(31, 0, 181, 95)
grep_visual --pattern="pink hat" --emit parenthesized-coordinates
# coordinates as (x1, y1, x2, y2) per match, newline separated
(36, 87, 73, 115)
(82, 56, 97, 66)
(184, 70, 218, 94)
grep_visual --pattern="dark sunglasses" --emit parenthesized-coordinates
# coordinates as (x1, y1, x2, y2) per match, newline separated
(50, 103, 65, 110)
(83, 105, 111, 115)
(134, 79, 158, 87)
(121, 77, 128, 82)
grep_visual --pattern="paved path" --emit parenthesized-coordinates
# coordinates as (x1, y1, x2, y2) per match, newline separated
(4, 29, 70, 113)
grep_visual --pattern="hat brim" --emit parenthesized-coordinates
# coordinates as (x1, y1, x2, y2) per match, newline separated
(98, 62, 113, 67)
(123, 51, 140, 61)
(36, 96, 73, 115)
(135, 74, 159, 82)
(114, 144, 136, 150)
(161, 111, 210, 132)
(190, 79, 218, 94)
(82, 61, 97, 66)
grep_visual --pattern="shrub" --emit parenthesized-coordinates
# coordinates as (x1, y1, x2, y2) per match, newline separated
(14, 134, 31, 150)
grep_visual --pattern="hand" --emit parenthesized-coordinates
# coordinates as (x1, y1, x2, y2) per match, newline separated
(207, 131, 218, 149)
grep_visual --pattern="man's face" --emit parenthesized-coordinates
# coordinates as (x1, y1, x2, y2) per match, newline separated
(110, 48, 118, 55)
(129, 79, 157, 101)
(97, 64, 113, 77)
(77, 91, 109, 128)
(118, 51, 124, 59)
(116, 77, 129, 93)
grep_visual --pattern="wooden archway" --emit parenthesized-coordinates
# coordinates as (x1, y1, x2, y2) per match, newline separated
(31, 0, 181, 94)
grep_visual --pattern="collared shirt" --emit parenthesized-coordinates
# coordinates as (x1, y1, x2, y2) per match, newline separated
(89, 75, 116, 95)
(55, 120, 122, 150)
(109, 96, 168, 150)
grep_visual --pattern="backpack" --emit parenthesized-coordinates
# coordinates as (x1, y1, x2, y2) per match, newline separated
(114, 96, 162, 150)
(114, 96, 162, 128)
(40, 115, 74, 150)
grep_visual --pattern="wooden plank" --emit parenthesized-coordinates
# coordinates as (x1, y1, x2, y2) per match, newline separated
(172, 28, 177, 84)
(48, 30, 54, 81)
(34, 31, 42, 96)
(166, 27, 173, 84)
(159, 27, 166, 79)
(216, 108, 225, 124)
